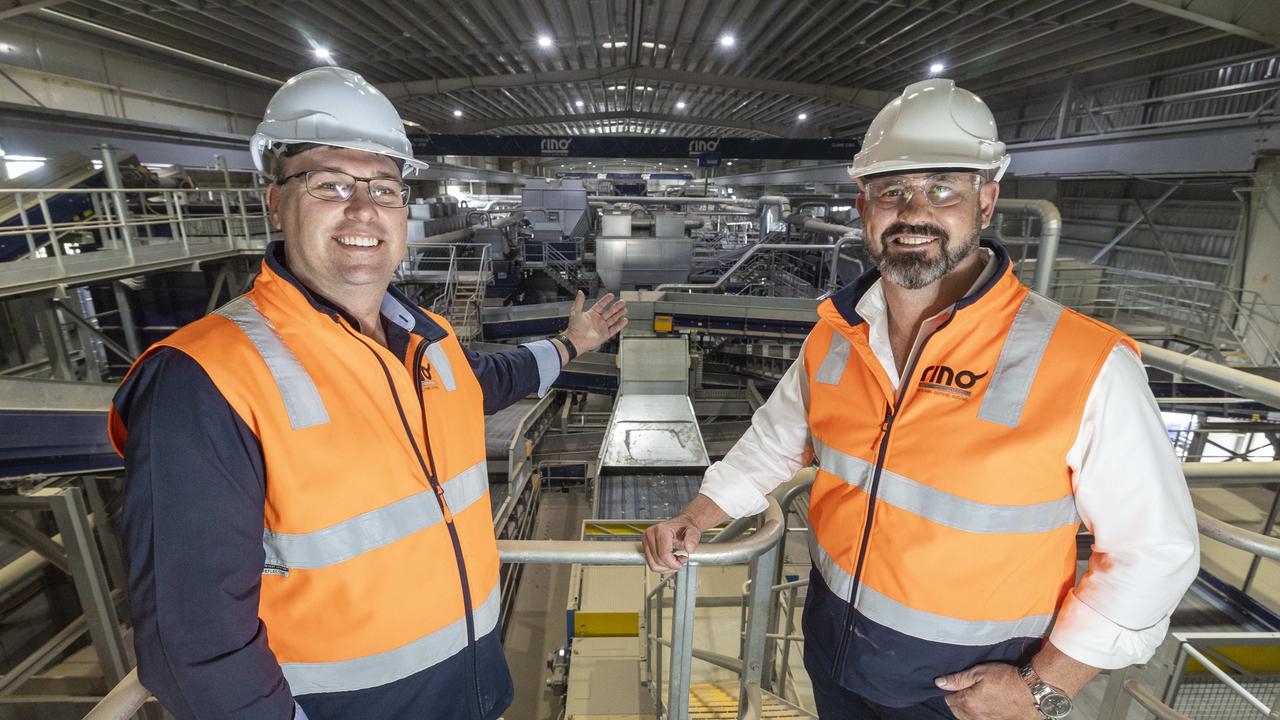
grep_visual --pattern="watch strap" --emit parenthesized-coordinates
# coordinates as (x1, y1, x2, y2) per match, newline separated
(554, 333, 578, 361)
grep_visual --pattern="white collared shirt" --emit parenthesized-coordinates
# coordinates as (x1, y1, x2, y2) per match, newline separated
(698, 255, 1200, 669)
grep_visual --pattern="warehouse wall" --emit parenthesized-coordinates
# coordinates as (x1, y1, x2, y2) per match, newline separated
(0, 23, 271, 136)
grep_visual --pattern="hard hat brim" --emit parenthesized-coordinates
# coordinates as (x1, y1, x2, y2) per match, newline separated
(252, 134, 430, 176)
(848, 155, 1010, 182)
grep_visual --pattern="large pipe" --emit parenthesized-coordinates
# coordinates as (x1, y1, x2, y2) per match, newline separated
(800, 218, 856, 237)
(629, 217, 706, 230)
(1140, 343, 1280, 411)
(995, 199, 1061, 296)
(418, 227, 475, 244)
(657, 243, 840, 292)
(1182, 461, 1280, 485)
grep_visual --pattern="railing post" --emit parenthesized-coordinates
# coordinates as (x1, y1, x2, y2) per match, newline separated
(172, 194, 190, 255)
(38, 193, 65, 273)
(667, 564, 698, 720)
(15, 192, 38, 259)
(738, 539, 778, 718)
(98, 146, 135, 262)
(655, 579, 666, 716)
(214, 155, 235, 246)
(1163, 643, 1190, 705)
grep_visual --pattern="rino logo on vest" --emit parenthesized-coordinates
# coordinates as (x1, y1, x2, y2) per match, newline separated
(919, 364, 989, 399)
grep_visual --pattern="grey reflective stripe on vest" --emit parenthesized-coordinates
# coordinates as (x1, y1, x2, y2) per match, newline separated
(978, 293, 1064, 428)
(811, 438, 1079, 534)
(808, 530, 1055, 646)
(214, 296, 329, 430)
(282, 583, 501, 696)
(263, 461, 489, 570)
(815, 332, 851, 385)
(424, 342, 457, 391)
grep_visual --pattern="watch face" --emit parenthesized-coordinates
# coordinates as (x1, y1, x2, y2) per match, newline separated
(1041, 692, 1072, 719)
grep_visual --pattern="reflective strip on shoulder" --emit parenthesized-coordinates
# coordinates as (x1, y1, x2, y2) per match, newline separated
(424, 342, 457, 391)
(978, 292, 1063, 428)
(214, 296, 329, 430)
(814, 332, 851, 385)
(283, 584, 501, 696)
(809, 529, 1054, 646)
(263, 462, 490, 570)
(811, 438, 1078, 534)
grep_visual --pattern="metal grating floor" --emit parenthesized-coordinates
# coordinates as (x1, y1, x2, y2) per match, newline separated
(597, 474, 702, 520)
(1173, 677, 1280, 718)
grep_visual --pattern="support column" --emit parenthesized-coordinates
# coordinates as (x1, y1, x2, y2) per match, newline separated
(35, 298, 73, 380)
(113, 281, 142, 359)
(1242, 156, 1280, 364)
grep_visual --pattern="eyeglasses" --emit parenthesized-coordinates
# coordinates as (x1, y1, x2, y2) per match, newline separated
(276, 170, 411, 209)
(863, 173, 981, 210)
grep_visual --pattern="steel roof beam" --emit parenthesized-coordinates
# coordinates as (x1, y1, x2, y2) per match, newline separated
(378, 66, 893, 112)
(1126, 0, 1280, 48)
(444, 110, 818, 138)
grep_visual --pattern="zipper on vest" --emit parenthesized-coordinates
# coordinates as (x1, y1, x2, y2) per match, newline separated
(831, 331, 937, 674)
(413, 338, 485, 718)
(346, 326, 485, 718)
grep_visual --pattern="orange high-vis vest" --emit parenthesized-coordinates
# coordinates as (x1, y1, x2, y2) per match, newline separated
(801, 242, 1136, 706)
(108, 251, 503, 706)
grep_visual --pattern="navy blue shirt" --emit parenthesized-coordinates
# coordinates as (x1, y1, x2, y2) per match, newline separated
(115, 249, 543, 719)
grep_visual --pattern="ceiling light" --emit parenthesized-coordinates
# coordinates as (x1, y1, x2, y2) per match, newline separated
(676, 100, 686, 109)
(719, 34, 735, 47)
(609, 84, 627, 91)
(640, 41, 669, 49)
(402, 119, 422, 127)
(602, 40, 628, 49)
(929, 62, 945, 75)
(453, 109, 463, 118)
(660, 128, 667, 133)
(797, 112, 808, 121)
(588, 128, 596, 133)
(314, 47, 331, 59)
(727, 161, 733, 166)
(538, 35, 553, 48)
(575, 99, 584, 108)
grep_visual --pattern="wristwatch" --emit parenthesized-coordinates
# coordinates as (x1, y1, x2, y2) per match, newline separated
(554, 333, 578, 361)
(1019, 664, 1072, 719)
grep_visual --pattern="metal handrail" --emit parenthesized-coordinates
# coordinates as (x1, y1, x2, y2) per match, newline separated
(1196, 509, 1280, 560)
(1122, 679, 1191, 720)
(82, 497, 785, 720)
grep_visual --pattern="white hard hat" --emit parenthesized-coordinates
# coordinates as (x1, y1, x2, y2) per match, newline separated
(849, 79, 1009, 181)
(250, 66, 428, 176)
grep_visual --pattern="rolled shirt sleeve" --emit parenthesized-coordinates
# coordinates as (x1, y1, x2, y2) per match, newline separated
(699, 355, 814, 518)
(1050, 344, 1201, 668)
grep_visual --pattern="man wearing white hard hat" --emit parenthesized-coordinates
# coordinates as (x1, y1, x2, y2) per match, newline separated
(108, 67, 626, 719)
(644, 79, 1198, 719)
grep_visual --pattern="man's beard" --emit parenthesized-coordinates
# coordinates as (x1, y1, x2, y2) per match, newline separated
(868, 220, 979, 290)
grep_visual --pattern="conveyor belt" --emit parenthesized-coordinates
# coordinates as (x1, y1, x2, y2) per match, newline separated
(486, 398, 536, 458)
(0, 377, 118, 477)
(597, 473, 702, 520)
